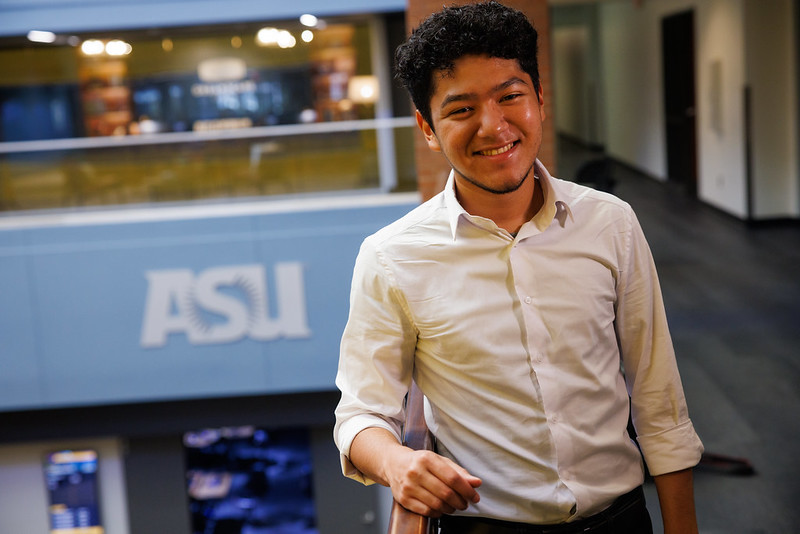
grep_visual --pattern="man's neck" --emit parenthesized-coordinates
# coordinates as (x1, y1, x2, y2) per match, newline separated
(455, 175, 544, 235)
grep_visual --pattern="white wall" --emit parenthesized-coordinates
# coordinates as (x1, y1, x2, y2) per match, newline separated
(596, 0, 798, 219)
(598, 1, 682, 182)
(554, 26, 591, 141)
(694, 0, 748, 217)
(744, 0, 799, 218)
(597, 0, 748, 216)
(551, 4, 605, 148)
(0, 437, 130, 534)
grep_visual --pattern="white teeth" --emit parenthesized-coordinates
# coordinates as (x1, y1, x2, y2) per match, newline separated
(479, 143, 514, 156)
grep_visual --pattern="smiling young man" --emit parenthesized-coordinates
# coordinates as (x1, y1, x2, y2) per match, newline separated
(417, 53, 545, 235)
(333, 2, 704, 533)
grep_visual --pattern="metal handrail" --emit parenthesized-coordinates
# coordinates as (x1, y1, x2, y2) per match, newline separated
(0, 117, 415, 154)
(387, 381, 436, 534)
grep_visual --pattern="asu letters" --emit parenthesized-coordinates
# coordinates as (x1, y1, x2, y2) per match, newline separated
(141, 263, 311, 348)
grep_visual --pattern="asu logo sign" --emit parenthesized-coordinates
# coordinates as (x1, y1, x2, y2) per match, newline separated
(140, 263, 311, 348)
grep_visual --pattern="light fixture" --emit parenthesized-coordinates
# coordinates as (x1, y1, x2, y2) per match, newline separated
(79, 38, 132, 56)
(300, 14, 318, 27)
(81, 39, 105, 56)
(256, 27, 280, 46)
(105, 39, 132, 56)
(277, 31, 296, 49)
(256, 27, 296, 49)
(301, 30, 314, 43)
(27, 30, 56, 43)
(348, 75, 379, 104)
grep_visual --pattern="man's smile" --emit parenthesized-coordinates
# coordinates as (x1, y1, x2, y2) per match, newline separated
(475, 141, 518, 156)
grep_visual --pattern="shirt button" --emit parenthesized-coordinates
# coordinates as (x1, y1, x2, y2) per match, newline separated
(524, 296, 532, 304)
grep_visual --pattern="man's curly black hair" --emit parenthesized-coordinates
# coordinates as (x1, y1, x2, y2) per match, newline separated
(394, 1, 540, 130)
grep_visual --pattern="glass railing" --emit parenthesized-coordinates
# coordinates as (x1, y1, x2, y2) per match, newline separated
(0, 117, 417, 213)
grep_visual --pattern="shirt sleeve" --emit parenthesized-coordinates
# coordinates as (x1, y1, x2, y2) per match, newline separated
(333, 237, 418, 484)
(615, 208, 704, 476)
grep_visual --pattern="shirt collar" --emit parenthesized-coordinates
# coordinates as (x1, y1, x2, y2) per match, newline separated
(443, 159, 574, 240)
(443, 171, 465, 240)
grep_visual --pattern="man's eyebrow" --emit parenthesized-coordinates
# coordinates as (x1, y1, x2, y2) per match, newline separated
(439, 92, 476, 110)
(438, 77, 530, 110)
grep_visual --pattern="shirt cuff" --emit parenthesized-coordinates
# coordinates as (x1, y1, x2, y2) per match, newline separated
(336, 414, 402, 485)
(637, 419, 704, 476)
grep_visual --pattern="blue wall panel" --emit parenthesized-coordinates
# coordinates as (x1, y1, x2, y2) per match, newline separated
(0, 251, 42, 407)
(0, 0, 406, 36)
(0, 195, 418, 411)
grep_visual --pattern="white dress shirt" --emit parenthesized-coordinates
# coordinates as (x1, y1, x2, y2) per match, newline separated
(334, 160, 703, 524)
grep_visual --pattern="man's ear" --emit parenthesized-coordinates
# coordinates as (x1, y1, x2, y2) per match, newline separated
(415, 110, 441, 152)
(537, 85, 546, 122)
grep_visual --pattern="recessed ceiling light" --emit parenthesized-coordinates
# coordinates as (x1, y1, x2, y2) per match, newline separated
(27, 30, 56, 43)
(300, 14, 318, 27)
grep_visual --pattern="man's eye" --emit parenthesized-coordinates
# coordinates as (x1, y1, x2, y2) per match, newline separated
(501, 93, 522, 102)
(447, 107, 471, 116)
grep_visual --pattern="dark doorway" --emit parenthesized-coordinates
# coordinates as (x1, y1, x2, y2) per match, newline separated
(662, 10, 697, 196)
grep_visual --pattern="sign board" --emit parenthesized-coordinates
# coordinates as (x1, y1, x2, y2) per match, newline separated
(0, 194, 418, 412)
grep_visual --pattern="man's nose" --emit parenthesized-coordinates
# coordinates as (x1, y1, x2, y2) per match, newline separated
(477, 102, 509, 136)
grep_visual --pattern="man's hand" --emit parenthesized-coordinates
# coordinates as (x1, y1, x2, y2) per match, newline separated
(385, 447, 482, 517)
(350, 427, 482, 517)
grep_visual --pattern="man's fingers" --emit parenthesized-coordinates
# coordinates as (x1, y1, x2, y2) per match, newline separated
(388, 449, 481, 516)
(385, 448, 484, 517)
(455, 466, 482, 502)
(416, 452, 481, 511)
(439, 456, 481, 503)
(391, 471, 455, 516)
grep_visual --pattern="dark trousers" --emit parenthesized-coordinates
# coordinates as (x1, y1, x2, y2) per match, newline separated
(439, 486, 653, 534)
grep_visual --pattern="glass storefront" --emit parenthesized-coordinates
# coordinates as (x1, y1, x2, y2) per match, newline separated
(0, 13, 416, 213)
(184, 426, 318, 534)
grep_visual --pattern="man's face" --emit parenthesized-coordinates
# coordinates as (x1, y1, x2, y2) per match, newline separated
(417, 54, 545, 196)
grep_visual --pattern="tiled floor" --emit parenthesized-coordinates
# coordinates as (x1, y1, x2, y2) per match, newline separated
(557, 136, 800, 533)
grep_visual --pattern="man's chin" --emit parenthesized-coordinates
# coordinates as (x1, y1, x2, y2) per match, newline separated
(461, 174, 529, 195)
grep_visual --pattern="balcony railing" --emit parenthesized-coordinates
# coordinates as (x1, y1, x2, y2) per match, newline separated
(0, 117, 416, 214)
(387, 381, 436, 534)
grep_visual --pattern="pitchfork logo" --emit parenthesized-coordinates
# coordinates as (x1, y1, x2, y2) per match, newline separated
(140, 263, 311, 348)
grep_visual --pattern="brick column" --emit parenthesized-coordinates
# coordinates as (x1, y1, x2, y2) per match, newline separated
(405, 0, 555, 201)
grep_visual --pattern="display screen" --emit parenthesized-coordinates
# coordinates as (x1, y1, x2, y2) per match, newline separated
(184, 426, 318, 534)
(43, 449, 104, 534)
